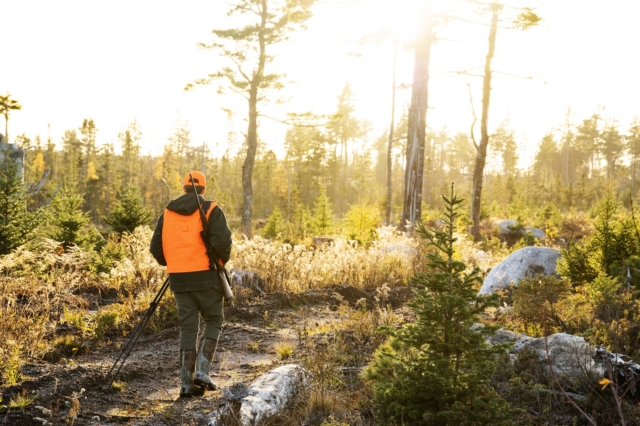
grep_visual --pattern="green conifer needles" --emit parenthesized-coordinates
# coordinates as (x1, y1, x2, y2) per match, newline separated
(365, 184, 513, 425)
(103, 185, 153, 234)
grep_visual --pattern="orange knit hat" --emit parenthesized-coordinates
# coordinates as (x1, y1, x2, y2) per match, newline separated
(183, 171, 206, 188)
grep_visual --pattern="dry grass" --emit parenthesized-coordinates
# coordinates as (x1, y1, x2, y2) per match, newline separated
(0, 227, 170, 384)
(0, 223, 496, 385)
(230, 226, 423, 293)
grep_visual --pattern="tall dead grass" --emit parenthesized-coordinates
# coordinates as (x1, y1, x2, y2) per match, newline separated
(0, 227, 168, 384)
(0, 240, 94, 384)
(229, 226, 423, 293)
(0, 224, 499, 385)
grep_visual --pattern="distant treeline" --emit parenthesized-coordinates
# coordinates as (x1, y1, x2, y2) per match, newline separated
(13, 102, 640, 234)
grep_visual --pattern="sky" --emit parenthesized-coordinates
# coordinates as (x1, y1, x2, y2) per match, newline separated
(2, 0, 640, 168)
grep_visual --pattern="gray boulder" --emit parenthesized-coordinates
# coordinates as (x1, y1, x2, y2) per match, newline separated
(478, 246, 561, 295)
(515, 333, 604, 380)
(487, 328, 533, 351)
(487, 330, 604, 382)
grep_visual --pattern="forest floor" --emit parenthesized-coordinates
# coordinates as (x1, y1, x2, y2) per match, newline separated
(1, 285, 414, 426)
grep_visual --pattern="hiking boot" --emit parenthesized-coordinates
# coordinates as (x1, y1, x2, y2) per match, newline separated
(179, 349, 203, 397)
(194, 338, 218, 390)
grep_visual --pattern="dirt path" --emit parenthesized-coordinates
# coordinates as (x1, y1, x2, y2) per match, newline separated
(2, 286, 413, 426)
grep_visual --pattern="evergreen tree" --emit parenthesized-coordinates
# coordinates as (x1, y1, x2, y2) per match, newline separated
(575, 114, 601, 176)
(118, 121, 142, 187)
(0, 147, 39, 255)
(365, 185, 512, 425)
(262, 206, 284, 239)
(0, 94, 22, 143)
(290, 202, 312, 241)
(599, 121, 623, 179)
(49, 185, 93, 250)
(312, 187, 334, 235)
(103, 185, 153, 234)
(627, 117, 640, 184)
(189, 0, 315, 238)
(558, 187, 639, 286)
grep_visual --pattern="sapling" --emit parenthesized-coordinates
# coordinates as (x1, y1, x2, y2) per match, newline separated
(365, 184, 513, 425)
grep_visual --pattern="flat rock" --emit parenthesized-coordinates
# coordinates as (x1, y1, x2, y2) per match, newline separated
(514, 333, 604, 380)
(478, 246, 561, 295)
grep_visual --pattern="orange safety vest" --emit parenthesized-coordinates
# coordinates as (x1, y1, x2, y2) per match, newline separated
(162, 202, 217, 273)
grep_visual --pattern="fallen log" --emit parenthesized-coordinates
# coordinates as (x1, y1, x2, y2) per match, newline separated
(207, 364, 311, 426)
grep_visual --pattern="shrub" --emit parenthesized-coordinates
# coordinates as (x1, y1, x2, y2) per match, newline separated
(90, 234, 128, 275)
(94, 304, 130, 339)
(511, 276, 573, 335)
(364, 184, 513, 425)
(558, 188, 639, 287)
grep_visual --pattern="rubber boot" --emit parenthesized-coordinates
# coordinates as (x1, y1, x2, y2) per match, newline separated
(194, 338, 218, 390)
(179, 349, 202, 397)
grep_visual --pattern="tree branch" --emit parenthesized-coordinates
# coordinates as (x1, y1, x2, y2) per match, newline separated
(258, 113, 329, 128)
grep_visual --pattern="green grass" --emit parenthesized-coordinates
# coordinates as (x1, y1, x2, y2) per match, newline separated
(9, 393, 37, 410)
(248, 340, 261, 353)
(110, 380, 127, 393)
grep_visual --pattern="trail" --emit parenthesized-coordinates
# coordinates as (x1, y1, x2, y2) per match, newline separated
(2, 286, 413, 425)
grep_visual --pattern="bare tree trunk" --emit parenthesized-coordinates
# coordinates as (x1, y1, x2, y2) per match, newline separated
(400, 0, 433, 233)
(385, 36, 398, 226)
(240, 0, 268, 238)
(470, 4, 500, 241)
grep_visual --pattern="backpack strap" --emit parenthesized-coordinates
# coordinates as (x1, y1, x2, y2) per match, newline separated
(201, 201, 218, 221)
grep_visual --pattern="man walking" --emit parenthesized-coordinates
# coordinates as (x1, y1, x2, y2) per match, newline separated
(150, 171, 232, 397)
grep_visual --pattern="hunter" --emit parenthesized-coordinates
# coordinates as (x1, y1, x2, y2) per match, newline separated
(150, 171, 232, 397)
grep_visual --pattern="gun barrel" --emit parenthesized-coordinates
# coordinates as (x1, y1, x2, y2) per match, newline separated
(218, 270, 234, 300)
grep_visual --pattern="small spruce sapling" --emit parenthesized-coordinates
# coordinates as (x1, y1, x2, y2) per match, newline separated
(103, 185, 153, 234)
(365, 184, 513, 425)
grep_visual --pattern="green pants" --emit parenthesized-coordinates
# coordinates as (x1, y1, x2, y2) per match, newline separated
(173, 287, 223, 350)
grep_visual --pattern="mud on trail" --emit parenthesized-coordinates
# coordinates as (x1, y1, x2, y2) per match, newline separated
(2, 285, 413, 426)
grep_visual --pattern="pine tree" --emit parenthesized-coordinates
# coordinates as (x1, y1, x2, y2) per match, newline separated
(49, 185, 93, 250)
(103, 185, 153, 234)
(0, 147, 39, 255)
(312, 187, 334, 236)
(290, 202, 312, 241)
(262, 206, 284, 239)
(365, 184, 512, 425)
(188, 0, 315, 238)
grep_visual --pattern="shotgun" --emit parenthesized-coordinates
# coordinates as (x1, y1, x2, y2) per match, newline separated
(189, 173, 234, 301)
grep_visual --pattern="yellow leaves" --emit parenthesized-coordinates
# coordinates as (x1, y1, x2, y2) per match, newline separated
(599, 377, 610, 390)
(86, 161, 99, 181)
(31, 152, 46, 176)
